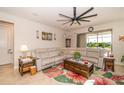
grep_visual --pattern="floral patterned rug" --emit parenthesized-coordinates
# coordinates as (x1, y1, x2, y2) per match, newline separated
(43, 63, 124, 85)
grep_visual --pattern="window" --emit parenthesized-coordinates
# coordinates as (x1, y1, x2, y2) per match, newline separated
(86, 31, 112, 49)
(77, 30, 112, 50)
(87, 33, 97, 43)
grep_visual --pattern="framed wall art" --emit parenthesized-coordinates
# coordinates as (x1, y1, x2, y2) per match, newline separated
(48, 33, 52, 40)
(42, 32, 53, 40)
(65, 38, 71, 47)
(54, 33, 56, 40)
(42, 32, 47, 40)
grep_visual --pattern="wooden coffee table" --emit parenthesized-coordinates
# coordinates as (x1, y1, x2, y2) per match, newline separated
(64, 58, 94, 78)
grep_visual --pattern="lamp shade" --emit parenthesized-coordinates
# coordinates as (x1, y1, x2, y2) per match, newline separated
(20, 45, 29, 52)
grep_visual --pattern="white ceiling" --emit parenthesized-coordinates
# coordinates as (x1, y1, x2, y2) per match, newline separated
(0, 7, 124, 31)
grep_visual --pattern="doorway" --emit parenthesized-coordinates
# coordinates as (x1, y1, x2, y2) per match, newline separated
(0, 21, 14, 66)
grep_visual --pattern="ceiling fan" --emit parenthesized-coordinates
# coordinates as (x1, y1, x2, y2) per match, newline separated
(57, 7, 97, 26)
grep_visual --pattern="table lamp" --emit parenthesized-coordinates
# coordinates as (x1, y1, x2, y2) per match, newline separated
(20, 45, 29, 58)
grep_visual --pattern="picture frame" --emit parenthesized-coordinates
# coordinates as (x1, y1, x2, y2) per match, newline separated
(42, 32, 47, 40)
(42, 32, 52, 40)
(42, 32, 45, 40)
(54, 33, 56, 40)
(66, 38, 71, 47)
(48, 33, 52, 40)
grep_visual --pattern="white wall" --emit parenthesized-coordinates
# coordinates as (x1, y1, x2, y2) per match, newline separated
(0, 12, 65, 69)
(67, 20, 124, 63)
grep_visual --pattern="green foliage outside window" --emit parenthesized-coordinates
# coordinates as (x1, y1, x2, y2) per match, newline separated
(87, 42, 111, 49)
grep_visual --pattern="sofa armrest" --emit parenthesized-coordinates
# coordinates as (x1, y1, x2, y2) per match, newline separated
(98, 57, 104, 68)
(36, 58, 42, 71)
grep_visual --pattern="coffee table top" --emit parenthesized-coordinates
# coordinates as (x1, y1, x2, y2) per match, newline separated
(64, 58, 93, 68)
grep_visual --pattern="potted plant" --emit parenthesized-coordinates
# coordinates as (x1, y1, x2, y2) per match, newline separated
(73, 51, 81, 60)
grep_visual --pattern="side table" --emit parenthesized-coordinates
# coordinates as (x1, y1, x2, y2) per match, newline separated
(103, 57, 115, 72)
(18, 57, 37, 76)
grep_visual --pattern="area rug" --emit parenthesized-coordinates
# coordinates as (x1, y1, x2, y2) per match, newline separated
(43, 63, 124, 85)
(43, 67, 64, 78)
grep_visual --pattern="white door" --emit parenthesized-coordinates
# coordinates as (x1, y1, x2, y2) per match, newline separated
(0, 22, 14, 65)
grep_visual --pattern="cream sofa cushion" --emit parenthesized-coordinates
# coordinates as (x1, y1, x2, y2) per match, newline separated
(99, 48, 107, 57)
(68, 49, 75, 55)
(55, 56, 64, 62)
(36, 48, 48, 53)
(48, 48, 56, 51)
(77, 48, 87, 56)
(64, 54, 73, 59)
(41, 52, 49, 59)
(49, 51, 59, 58)
(41, 57, 55, 66)
(35, 48, 48, 58)
(86, 48, 100, 58)
(86, 48, 100, 52)
(87, 51, 99, 58)
(83, 56, 98, 64)
(62, 48, 68, 55)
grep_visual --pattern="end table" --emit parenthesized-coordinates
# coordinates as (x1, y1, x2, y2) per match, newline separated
(103, 57, 115, 72)
(18, 57, 37, 76)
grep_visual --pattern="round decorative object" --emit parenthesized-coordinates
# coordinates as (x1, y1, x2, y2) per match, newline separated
(36, 30, 39, 39)
(88, 27, 94, 32)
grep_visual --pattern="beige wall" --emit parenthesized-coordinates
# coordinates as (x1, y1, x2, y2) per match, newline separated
(66, 20, 124, 63)
(77, 34, 86, 47)
(0, 12, 65, 69)
(1, 10, 124, 68)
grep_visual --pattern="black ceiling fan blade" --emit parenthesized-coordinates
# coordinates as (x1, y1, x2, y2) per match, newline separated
(70, 21, 74, 26)
(59, 14, 72, 19)
(79, 20, 90, 22)
(73, 7, 76, 18)
(80, 14, 97, 19)
(62, 20, 72, 25)
(77, 7, 94, 19)
(76, 20, 81, 25)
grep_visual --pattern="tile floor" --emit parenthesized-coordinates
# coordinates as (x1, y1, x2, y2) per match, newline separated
(0, 64, 64, 85)
(0, 63, 124, 85)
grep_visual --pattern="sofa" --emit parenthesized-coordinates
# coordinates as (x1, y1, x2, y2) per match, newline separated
(35, 48, 64, 71)
(35, 47, 107, 71)
(62, 48, 107, 68)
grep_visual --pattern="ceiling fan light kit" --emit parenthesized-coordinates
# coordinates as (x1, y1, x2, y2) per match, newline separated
(57, 7, 98, 26)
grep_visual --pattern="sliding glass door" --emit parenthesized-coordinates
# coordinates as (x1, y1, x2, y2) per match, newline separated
(77, 29, 112, 50)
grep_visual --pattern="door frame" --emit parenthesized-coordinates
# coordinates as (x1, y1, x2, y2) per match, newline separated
(0, 20, 14, 67)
